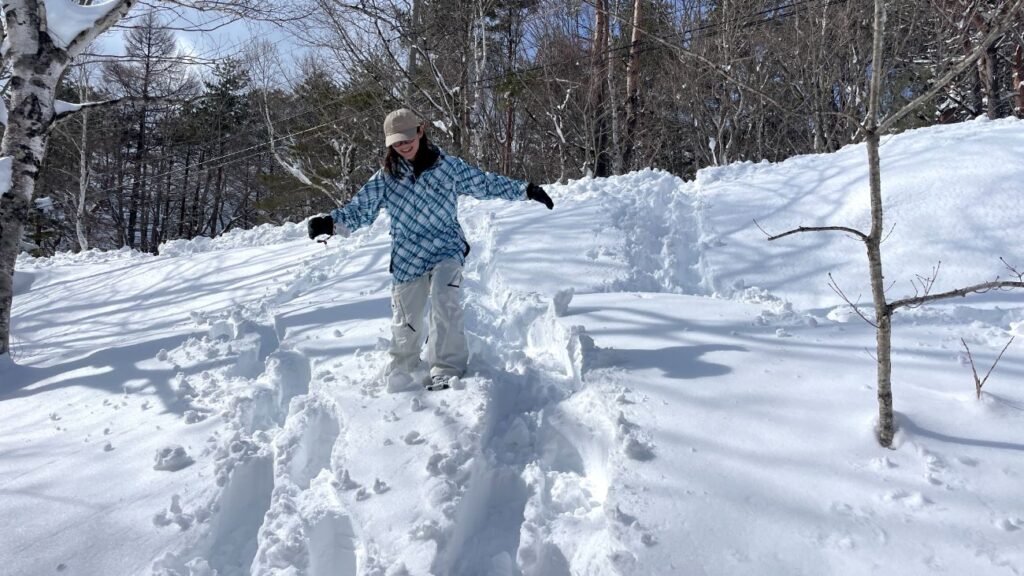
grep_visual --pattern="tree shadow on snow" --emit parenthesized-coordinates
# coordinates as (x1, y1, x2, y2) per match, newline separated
(606, 343, 746, 380)
(274, 296, 390, 340)
(896, 411, 1024, 452)
(0, 333, 225, 416)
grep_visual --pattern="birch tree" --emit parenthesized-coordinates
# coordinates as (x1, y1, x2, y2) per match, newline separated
(0, 0, 139, 360)
(0, 0, 269, 361)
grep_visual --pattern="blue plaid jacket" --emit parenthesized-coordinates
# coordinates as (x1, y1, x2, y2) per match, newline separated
(331, 149, 528, 283)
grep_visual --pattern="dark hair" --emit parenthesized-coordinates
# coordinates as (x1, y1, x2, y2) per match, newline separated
(383, 132, 431, 179)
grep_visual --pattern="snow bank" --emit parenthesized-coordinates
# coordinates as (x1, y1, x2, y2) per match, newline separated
(159, 222, 308, 257)
(694, 117, 1024, 310)
(16, 245, 146, 269)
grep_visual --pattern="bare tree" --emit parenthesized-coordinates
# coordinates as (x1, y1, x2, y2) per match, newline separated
(766, 0, 1024, 447)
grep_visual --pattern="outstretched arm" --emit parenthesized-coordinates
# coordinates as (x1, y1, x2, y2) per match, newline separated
(330, 170, 388, 232)
(452, 157, 528, 202)
(451, 157, 554, 209)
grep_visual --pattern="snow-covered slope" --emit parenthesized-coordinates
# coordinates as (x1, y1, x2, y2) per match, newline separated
(3, 118, 1024, 576)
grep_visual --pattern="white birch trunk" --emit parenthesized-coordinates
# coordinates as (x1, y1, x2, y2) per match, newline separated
(469, 0, 487, 162)
(621, 0, 642, 171)
(0, 0, 136, 358)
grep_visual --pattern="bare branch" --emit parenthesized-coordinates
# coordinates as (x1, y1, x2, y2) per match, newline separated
(878, 0, 1024, 133)
(1002, 257, 1023, 277)
(982, 336, 1015, 391)
(961, 337, 982, 397)
(261, 94, 343, 206)
(66, 0, 138, 58)
(962, 336, 1016, 399)
(828, 273, 877, 327)
(51, 94, 211, 127)
(880, 221, 896, 244)
(763, 223, 868, 242)
(909, 261, 941, 301)
(890, 280, 1024, 311)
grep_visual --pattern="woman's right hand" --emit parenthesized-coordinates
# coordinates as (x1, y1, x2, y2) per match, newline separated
(307, 214, 335, 240)
(527, 183, 554, 210)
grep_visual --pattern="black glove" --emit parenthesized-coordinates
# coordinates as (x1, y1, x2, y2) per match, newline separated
(307, 214, 334, 240)
(527, 183, 554, 210)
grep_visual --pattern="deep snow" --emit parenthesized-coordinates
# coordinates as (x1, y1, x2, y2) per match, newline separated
(3, 117, 1023, 576)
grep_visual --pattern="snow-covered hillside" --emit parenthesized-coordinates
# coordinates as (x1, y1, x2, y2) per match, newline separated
(3, 118, 1024, 576)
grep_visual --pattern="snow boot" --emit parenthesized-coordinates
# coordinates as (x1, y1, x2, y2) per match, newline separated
(425, 374, 452, 391)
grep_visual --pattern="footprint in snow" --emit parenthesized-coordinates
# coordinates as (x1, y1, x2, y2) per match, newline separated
(995, 518, 1023, 532)
(956, 456, 979, 467)
(882, 489, 932, 509)
(870, 456, 898, 470)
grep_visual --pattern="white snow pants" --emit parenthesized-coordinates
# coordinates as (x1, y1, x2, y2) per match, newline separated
(387, 258, 468, 378)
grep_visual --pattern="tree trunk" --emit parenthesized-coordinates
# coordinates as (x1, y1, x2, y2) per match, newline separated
(178, 146, 192, 237)
(0, 0, 136, 358)
(607, 0, 621, 175)
(76, 81, 90, 252)
(621, 0, 643, 171)
(983, 42, 1002, 119)
(406, 0, 422, 102)
(127, 106, 148, 248)
(210, 164, 225, 237)
(0, 26, 66, 357)
(150, 157, 167, 250)
(1014, 44, 1024, 118)
(470, 0, 488, 163)
(590, 0, 612, 177)
(191, 149, 205, 237)
(865, 129, 895, 447)
(866, 0, 895, 448)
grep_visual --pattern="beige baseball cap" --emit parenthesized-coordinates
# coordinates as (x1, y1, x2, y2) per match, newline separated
(384, 108, 421, 147)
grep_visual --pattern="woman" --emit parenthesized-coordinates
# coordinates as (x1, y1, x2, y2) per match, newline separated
(308, 108, 554, 391)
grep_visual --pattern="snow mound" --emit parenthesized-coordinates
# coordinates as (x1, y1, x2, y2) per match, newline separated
(16, 245, 146, 269)
(159, 222, 308, 257)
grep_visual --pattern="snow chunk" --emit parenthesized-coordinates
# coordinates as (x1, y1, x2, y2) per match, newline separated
(54, 100, 83, 116)
(551, 287, 575, 317)
(44, 0, 122, 49)
(153, 445, 195, 471)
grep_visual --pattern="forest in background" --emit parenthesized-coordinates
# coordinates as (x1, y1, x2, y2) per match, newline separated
(30, 0, 1024, 255)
